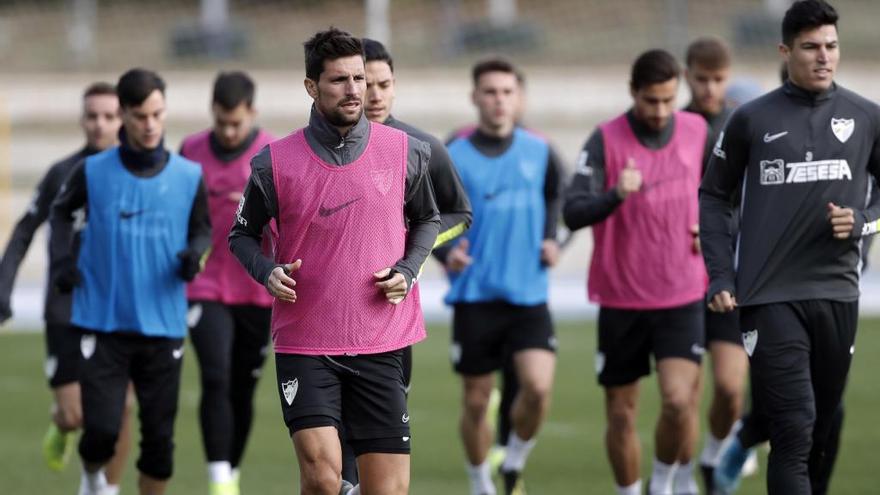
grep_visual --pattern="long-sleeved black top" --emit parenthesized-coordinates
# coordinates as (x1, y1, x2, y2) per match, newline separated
(50, 129, 212, 287)
(228, 107, 440, 289)
(0, 146, 96, 324)
(563, 110, 713, 231)
(700, 81, 880, 306)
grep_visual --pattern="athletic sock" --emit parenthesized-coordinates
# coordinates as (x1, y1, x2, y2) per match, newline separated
(104, 485, 120, 495)
(80, 467, 107, 494)
(466, 461, 496, 495)
(649, 458, 676, 495)
(346, 484, 360, 495)
(501, 433, 536, 472)
(208, 461, 233, 483)
(616, 479, 642, 495)
(672, 460, 698, 494)
(700, 433, 724, 467)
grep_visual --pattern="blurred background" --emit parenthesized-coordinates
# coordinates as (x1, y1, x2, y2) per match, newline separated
(3, 0, 880, 328)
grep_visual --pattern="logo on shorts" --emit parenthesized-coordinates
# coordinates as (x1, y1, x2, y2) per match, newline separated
(172, 345, 184, 360)
(282, 379, 299, 406)
(742, 329, 758, 357)
(691, 343, 706, 356)
(186, 304, 203, 328)
(44, 355, 58, 380)
(402, 436, 410, 442)
(80, 334, 96, 360)
(595, 351, 605, 375)
(401, 412, 410, 424)
(548, 336, 559, 351)
(450, 342, 462, 365)
(850, 345, 855, 355)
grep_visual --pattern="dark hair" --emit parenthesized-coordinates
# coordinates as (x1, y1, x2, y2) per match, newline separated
(212, 71, 255, 110)
(83, 81, 116, 99)
(782, 0, 838, 46)
(116, 68, 165, 108)
(303, 27, 363, 81)
(471, 57, 525, 87)
(362, 38, 393, 73)
(685, 37, 731, 70)
(630, 49, 680, 91)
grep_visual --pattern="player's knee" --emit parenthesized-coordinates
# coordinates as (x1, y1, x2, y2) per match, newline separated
(606, 404, 637, 433)
(79, 427, 119, 464)
(520, 380, 552, 410)
(462, 387, 491, 421)
(137, 435, 174, 480)
(200, 365, 231, 394)
(660, 390, 692, 422)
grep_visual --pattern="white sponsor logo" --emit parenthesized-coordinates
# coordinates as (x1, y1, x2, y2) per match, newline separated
(763, 131, 789, 143)
(595, 351, 605, 375)
(862, 219, 880, 237)
(44, 355, 57, 380)
(831, 118, 855, 143)
(450, 342, 462, 365)
(760, 159, 852, 185)
(282, 379, 298, 406)
(80, 334, 96, 360)
(172, 345, 184, 360)
(743, 329, 758, 357)
(186, 304, 203, 328)
(401, 412, 410, 424)
(712, 131, 727, 159)
(691, 343, 706, 356)
(236, 195, 248, 226)
(575, 150, 591, 176)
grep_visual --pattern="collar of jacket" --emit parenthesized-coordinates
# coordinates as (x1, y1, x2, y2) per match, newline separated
(307, 104, 370, 152)
(783, 79, 836, 104)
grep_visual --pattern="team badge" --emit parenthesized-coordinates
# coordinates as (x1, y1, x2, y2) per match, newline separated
(371, 168, 394, 196)
(759, 159, 785, 185)
(80, 334, 96, 360)
(742, 329, 758, 357)
(44, 356, 57, 380)
(282, 379, 298, 406)
(831, 118, 855, 143)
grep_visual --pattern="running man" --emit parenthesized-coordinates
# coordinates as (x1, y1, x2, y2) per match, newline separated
(179, 71, 276, 495)
(0, 82, 133, 492)
(51, 68, 212, 495)
(229, 28, 439, 495)
(564, 49, 711, 495)
(682, 37, 751, 492)
(445, 58, 563, 495)
(701, 1, 880, 493)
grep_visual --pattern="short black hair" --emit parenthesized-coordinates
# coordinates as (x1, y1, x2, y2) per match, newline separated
(471, 57, 525, 87)
(303, 27, 363, 81)
(116, 68, 165, 109)
(782, 0, 839, 47)
(212, 71, 255, 110)
(83, 81, 116, 99)
(362, 38, 393, 73)
(630, 49, 680, 91)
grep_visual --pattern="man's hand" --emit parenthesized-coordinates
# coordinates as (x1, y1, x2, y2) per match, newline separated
(690, 224, 701, 254)
(267, 259, 301, 303)
(177, 248, 204, 282)
(541, 239, 560, 267)
(827, 202, 856, 239)
(708, 290, 737, 313)
(446, 238, 472, 273)
(615, 158, 642, 200)
(373, 268, 408, 305)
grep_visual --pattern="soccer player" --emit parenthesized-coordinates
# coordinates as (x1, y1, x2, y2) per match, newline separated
(700, 1, 880, 493)
(228, 28, 439, 495)
(0, 82, 133, 491)
(683, 37, 751, 492)
(179, 71, 276, 495)
(444, 58, 563, 495)
(50, 68, 211, 495)
(564, 49, 711, 495)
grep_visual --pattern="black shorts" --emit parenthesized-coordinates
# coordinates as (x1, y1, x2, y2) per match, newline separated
(275, 350, 411, 456)
(705, 306, 742, 346)
(45, 323, 82, 388)
(451, 302, 556, 375)
(597, 300, 705, 387)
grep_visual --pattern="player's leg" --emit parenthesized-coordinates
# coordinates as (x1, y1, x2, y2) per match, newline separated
(497, 358, 518, 445)
(228, 305, 272, 469)
(597, 306, 651, 495)
(806, 300, 857, 495)
(741, 302, 814, 494)
(77, 331, 131, 495)
(43, 323, 83, 471)
(104, 384, 136, 489)
(275, 353, 344, 494)
(129, 336, 186, 495)
(651, 301, 704, 495)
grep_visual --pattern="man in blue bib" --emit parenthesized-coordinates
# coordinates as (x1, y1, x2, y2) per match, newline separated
(50, 68, 212, 495)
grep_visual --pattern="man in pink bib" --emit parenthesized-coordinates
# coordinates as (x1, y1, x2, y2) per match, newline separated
(229, 28, 439, 495)
(564, 50, 711, 495)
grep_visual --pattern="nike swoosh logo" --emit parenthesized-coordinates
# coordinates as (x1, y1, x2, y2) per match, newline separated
(318, 197, 362, 217)
(120, 210, 145, 219)
(763, 131, 788, 143)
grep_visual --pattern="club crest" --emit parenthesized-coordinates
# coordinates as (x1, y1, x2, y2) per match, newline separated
(742, 329, 758, 357)
(371, 168, 394, 196)
(831, 118, 854, 143)
(80, 334, 96, 360)
(282, 378, 299, 406)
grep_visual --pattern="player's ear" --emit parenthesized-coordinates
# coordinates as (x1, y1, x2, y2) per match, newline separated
(778, 42, 791, 61)
(304, 78, 319, 100)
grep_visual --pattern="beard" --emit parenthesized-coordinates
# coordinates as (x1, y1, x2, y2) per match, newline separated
(318, 96, 363, 128)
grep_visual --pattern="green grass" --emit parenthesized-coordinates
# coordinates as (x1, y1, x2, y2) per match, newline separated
(1, 320, 879, 494)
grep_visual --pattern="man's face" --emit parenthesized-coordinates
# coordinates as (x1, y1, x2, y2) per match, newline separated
(81, 94, 120, 151)
(364, 60, 395, 123)
(780, 24, 839, 93)
(685, 64, 730, 115)
(472, 71, 519, 133)
(306, 55, 366, 128)
(631, 78, 679, 132)
(212, 102, 256, 150)
(121, 89, 166, 151)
